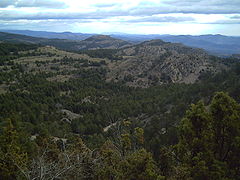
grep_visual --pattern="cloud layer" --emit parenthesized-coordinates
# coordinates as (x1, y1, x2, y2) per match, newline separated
(0, 0, 67, 8)
(0, 0, 239, 35)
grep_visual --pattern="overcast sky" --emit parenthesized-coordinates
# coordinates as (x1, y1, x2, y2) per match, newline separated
(0, 0, 240, 35)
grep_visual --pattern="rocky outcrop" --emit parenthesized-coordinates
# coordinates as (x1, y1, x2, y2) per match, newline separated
(107, 39, 225, 87)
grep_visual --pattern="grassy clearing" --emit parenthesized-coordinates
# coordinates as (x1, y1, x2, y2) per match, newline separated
(47, 75, 72, 82)
(0, 84, 8, 94)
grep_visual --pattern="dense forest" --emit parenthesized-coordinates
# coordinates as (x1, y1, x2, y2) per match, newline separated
(0, 42, 240, 179)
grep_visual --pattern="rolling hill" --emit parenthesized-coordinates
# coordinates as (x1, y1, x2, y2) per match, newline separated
(0, 31, 233, 88)
(0, 32, 132, 51)
(111, 34, 240, 57)
(2, 30, 240, 56)
(107, 39, 227, 87)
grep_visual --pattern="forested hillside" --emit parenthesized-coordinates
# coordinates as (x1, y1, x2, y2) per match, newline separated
(0, 41, 240, 179)
(107, 39, 228, 87)
(0, 32, 131, 52)
(2, 30, 240, 56)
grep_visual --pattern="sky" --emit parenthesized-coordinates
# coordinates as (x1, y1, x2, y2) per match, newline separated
(0, 0, 240, 36)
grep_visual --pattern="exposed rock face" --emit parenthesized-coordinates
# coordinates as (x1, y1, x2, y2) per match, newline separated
(60, 109, 82, 120)
(107, 39, 224, 87)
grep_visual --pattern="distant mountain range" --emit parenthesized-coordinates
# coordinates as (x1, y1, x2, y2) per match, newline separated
(111, 34, 240, 57)
(1, 30, 240, 56)
(1, 30, 94, 40)
(0, 32, 131, 51)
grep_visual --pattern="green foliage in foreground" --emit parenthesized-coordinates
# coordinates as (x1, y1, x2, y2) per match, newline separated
(0, 120, 28, 180)
(0, 92, 239, 179)
(174, 92, 240, 179)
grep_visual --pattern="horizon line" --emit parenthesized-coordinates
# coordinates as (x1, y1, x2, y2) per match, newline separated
(1, 29, 240, 37)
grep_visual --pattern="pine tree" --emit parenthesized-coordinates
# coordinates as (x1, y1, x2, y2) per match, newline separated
(210, 92, 240, 178)
(175, 92, 240, 179)
(0, 119, 28, 180)
(175, 101, 215, 179)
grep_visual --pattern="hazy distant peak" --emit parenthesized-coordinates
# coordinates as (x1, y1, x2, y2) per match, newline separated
(140, 39, 167, 46)
(84, 35, 115, 41)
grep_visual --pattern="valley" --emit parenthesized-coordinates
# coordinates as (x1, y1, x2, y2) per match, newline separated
(0, 32, 240, 179)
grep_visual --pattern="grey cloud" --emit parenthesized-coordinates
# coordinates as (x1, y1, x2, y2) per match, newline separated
(133, 0, 240, 14)
(94, 3, 119, 8)
(162, 0, 202, 6)
(0, 0, 67, 8)
(163, 0, 240, 7)
(0, 0, 17, 7)
(204, 20, 240, 24)
(127, 16, 195, 23)
(1, 0, 240, 23)
(0, 10, 129, 21)
(205, 0, 240, 6)
(0, 7, 238, 23)
(16, 0, 67, 8)
(230, 15, 240, 19)
(0, 19, 78, 32)
(0, 0, 240, 16)
(130, 4, 240, 15)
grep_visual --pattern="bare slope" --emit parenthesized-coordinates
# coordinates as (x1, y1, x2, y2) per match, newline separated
(107, 39, 226, 87)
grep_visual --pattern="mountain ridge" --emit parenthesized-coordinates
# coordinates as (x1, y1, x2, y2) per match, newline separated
(1, 29, 240, 56)
(0, 29, 94, 40)
(0, 32, 131, 51)
(107, 39, 227, 87)
(0, 31, 231, 88)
